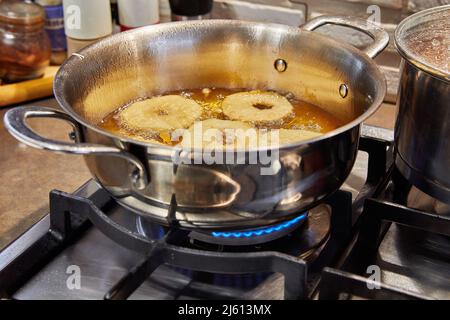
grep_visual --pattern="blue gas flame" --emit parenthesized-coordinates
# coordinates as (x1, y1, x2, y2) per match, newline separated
(211, 214, 307, 239)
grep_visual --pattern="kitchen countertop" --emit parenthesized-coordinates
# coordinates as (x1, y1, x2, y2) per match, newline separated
(0, 98, 396, 251)
(0, 99, 90, 250)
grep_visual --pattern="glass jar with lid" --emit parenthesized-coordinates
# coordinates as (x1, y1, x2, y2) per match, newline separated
(0, 0, 51, 83)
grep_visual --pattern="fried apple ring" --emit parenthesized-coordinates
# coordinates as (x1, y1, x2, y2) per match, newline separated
(222, 91, 294, 126)
(179, 119, 254, 150)
(119, 95, 202, 135)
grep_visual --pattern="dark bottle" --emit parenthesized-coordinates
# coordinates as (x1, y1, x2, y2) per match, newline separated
(169, 0, 213, 21)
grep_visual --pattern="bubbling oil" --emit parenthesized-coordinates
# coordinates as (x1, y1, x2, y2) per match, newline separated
(99, 88, 343, 146)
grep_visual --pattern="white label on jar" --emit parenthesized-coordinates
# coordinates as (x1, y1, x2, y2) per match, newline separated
(63, 0, 112, 39)
(118, 0, 159, 28)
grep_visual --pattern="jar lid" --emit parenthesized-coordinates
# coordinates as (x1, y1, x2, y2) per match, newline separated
(0, 0, 46, 26)
(395, 5, 450, 82)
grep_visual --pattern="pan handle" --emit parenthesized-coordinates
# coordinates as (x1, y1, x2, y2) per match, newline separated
(4, 106, 149, 190)
(301, 16, 389, 59)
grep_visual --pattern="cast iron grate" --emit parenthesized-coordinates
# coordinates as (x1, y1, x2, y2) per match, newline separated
(318, 267, 427, 300)
(319, 195, 450, 300)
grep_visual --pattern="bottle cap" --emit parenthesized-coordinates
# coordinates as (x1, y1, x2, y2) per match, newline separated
(168, 0, 213, 17)
(35, 0, 63, 6)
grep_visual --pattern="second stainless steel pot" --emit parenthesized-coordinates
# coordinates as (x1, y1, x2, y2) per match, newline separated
(4, 17, 388, 230)
(394, 5, 450, 204)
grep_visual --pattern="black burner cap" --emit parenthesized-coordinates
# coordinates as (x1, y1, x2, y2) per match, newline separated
(169, 0, 213, 16)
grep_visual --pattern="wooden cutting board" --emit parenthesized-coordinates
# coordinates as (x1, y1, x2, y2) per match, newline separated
(0, 66, 59, 107)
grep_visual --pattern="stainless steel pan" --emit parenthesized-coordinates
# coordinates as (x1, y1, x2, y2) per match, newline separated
(4, 17, 388, 230)
(394, 5, 450, 204)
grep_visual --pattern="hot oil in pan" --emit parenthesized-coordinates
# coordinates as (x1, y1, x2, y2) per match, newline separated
(99, 88, 343, 146)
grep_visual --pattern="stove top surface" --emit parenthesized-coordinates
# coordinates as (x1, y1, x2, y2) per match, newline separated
(2, 143, 368, 300)
(2, 130, 450, 300)
(7, 180, 335, 300)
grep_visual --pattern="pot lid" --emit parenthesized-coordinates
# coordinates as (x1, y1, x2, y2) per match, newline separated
(395, 5, 450, 82)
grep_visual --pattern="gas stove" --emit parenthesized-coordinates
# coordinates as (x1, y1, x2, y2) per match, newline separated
(2, 126, 448, 300)
(0, 179, 347, 300)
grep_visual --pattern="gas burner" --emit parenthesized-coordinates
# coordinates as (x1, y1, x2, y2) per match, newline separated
(136, 204, 332, 261)
(188, 214, 308, 246)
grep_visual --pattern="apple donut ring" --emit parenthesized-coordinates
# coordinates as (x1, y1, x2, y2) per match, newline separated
(180, 119, 254, 150)
(222, 91, 294, 126)
(119, 95, 202, 135)
(259, 128, 322, 147)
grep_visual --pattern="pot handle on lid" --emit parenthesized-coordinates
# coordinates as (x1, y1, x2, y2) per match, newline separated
(4, 106, 149, 190)
(301, 16, 389, 59)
